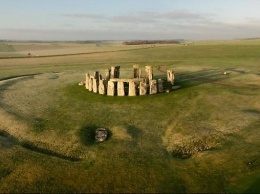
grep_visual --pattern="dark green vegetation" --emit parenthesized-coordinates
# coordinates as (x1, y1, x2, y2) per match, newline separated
(0, 40, 259, 193)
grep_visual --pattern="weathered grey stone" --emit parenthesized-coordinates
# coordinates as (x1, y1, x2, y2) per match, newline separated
(111, 66, 115, 78)
(93, 78, 98, 93)
(107, 81, 115, 96)
(99, 74, 102, 81)
(133, 64, 141, 78)
(172, 85, 181, 90)
(139, 81, 147, 95)
(117, 81, 125, 96)
(85, 73, 90, 89)
(149, 80, 157, 94)
(167, 70, 175, 85)
(158, 79, 164, 93)
(111, 66, 120, 78)
(99, 80, 106, 95)
(88, 78, 93, 92)
(94, 71, 99, 79)
(145, 66, 153, 83)
(105, 69, 111, 80)
(110, 78, 144, 82)
(115, 66, 120, 78)
(128, 81, 136, 96)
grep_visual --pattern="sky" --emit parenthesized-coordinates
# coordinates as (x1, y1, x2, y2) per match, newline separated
(1, 0, 260, 40)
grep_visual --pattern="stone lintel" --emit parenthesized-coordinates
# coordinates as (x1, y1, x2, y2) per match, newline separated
(109, 78, 144, 82)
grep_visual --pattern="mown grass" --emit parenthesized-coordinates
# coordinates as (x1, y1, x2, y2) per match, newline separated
(0, 40, 259, 193)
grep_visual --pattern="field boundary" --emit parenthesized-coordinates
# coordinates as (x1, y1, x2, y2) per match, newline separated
(0, 46, 156, 60)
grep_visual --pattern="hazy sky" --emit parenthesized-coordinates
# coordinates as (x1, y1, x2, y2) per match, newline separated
(1, 0, 260, 40)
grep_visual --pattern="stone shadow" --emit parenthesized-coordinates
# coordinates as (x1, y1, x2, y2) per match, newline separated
(126, 125, 142, 140)
(173, 68, 255, 89)
(0, 129, 80, 161)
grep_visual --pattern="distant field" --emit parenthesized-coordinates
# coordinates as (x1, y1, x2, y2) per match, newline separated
(0, 40, 259, 193)
(0, 41, 162, 58)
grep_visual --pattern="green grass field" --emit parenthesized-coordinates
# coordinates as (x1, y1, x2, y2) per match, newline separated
(0, 40, 259, 193)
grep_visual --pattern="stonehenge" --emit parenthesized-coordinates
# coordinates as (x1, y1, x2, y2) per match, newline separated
(82, 65, 175, 96)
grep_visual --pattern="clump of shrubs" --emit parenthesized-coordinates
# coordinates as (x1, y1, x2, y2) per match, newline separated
(172, 136, 220, 159)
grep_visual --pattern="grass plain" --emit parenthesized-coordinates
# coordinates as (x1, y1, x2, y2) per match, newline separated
(0, 40, 259, 193)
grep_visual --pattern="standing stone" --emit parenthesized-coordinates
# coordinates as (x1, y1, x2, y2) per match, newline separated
(99, 74, 102, 81)
(115, 66, 120, 78)
(133, 64, 141, 78)
(111, 66, 120, 78)
(111, 66, 115, 78)
(94, 71, 99, 80)
(117, 81, 125, 96)
(88, 78, 93, 92)
(139, 81, 147, 95)
(85, 73, 90, 89)
(105, 69, 111, 80)
(172, 72, 175, 85)
(167, 70, 175, 85)
(128, 81, 136, 96)
(149, 80, 157, 94)
(93, 78, 98, 93)
(107, 81, 115, 96)
(99, 80, 106, 95)
(145, 66, 153, 83)
(158, 79, 164, 93)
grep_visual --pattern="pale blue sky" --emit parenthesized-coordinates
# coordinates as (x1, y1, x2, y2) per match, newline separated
(1, 0, 260, 40)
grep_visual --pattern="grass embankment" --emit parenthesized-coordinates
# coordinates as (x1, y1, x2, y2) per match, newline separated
(0, 41, 259, 192)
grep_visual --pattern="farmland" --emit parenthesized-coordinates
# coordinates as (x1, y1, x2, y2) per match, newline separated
(0, 40, 259, 193)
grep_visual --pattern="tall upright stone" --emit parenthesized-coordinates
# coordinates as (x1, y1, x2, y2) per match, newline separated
(94, 71, 99, 80)
(111, 66, 120, 78)
(139, 81, 147, 95)
(99, 74, 102, 81)
(149, 80, 157, 94)
(85, 73, 90, 89)
(145, 66, 153, 83)
(111, 66, 115, 78)
(115, 66, 120, 78)
(167, 70, 175, 85)
(158, 79, 164, 93)
(107, 81, 115, 96)
(88, 77, 93, 92)
(105, 69, 111, 80)
(128, 81, 136, 96)
(133, 64, 141, 78)
(93, 78, 98, 93)
(99, 80, 106, 95)
(117, 81, 125, 96)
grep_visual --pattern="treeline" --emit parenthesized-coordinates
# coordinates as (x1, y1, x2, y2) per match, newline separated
(122, 40, 181, 45)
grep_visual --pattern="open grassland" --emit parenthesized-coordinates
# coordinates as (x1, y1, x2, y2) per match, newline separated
(0, 40, 259, 193)
(0, 42, 158, 58)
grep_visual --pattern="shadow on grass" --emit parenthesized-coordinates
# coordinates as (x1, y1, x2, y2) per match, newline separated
(127, 125, 141, 140)
(174, 67, 259, 90)
(20, 141, 81, 162)
(0, 129, 17, 148)
(0, 129, 81, 161)
(243, 109, 260, 115)
(243, 177, 260, 193)
(79, 125, 112, 146)
(0, 169, 12, 180)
